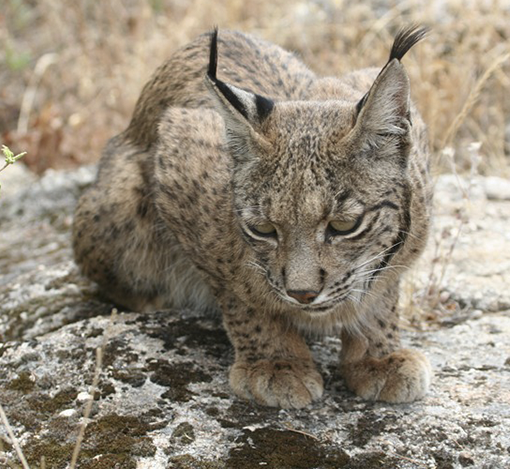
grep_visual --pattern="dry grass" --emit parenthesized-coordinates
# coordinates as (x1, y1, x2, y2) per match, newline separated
(1, 0, 509, 174)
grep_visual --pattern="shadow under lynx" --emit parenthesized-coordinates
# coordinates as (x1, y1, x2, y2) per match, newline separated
(73, 26, 433, 408)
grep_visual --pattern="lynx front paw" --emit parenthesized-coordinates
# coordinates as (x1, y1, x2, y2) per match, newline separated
(341, 349, 432, 403)
(230, 358, 324, 409)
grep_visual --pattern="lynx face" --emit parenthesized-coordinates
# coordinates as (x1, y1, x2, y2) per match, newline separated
(230, 102, 411, 313)
(205, 26, 415, 314)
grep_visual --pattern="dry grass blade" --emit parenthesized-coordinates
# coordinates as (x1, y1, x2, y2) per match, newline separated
(69, 347, 103, 469)
(282, 423, 320, 441)
(17, 53, 58, 134)
(0, 403, 30, 469)
(441, 51, 510, 149)
(69, 308, 117, 469)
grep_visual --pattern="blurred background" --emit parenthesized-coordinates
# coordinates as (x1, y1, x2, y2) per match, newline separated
(1, 0, 509, 176)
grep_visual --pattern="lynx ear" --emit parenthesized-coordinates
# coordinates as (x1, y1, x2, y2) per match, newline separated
(205, 28, 273, 162)
(354, 26, 428, 152)
(355, 60, 411, 141)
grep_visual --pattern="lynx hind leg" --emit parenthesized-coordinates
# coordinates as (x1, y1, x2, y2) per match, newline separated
(73, 184, 150, 311)
(340, 289, 432, 403)
(73, 152, 170, 312)
(73, 179, 218, 313)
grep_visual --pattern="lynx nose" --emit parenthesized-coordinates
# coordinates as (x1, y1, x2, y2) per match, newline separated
(287, 290, 319, 305)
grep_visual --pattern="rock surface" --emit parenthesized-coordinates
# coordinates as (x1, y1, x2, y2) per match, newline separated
(1, 165, 509, 469)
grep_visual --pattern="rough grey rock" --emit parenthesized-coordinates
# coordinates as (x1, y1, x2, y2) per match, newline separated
(1, 165, 509, 469)
(410, 174, 510, 317)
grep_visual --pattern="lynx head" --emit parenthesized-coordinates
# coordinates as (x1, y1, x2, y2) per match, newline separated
(206, 26, 428, 314)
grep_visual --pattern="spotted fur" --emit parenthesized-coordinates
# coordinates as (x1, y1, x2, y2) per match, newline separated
(73, 26, 433, 408)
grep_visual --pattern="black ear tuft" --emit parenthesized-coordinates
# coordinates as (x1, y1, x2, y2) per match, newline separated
(205, 27, 274, 125)
(208, 27, 219, 80)
(206, 27, 250, 120)
(355, 25, 428, 117)
(389, 25, 429, 62)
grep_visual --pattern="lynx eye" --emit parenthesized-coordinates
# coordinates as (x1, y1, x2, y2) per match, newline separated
(327, 218, 361, 236)
(249, 222, 277, 238)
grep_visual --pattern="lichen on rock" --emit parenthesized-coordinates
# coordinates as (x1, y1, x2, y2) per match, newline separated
(0, 165, 509, 468)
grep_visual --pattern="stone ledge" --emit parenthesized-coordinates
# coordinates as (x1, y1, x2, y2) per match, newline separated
(1, 166, 509, 468)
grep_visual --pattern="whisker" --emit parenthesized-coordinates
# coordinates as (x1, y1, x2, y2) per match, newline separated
(346, 292, 363, 309)
(356, 241, 403, 270)
(350, 287, 379, 302)
(356, 264, 407, 277)
(396, 229, 424, 242)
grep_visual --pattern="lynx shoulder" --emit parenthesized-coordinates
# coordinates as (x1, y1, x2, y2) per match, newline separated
(73, 26, 432, 408)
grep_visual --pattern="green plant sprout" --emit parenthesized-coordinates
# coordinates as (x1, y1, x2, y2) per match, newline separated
(0, 144, 27, 195)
